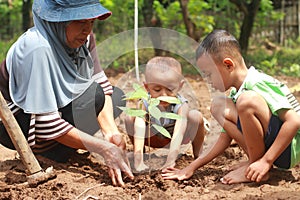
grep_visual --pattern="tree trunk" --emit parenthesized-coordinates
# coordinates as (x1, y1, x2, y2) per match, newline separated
(179, 0, 194, 38)
(179, 0, 201, 41)
(22, 0, 33, 32)
(230, 0, 261, 54)
(141, 0, 164, 56)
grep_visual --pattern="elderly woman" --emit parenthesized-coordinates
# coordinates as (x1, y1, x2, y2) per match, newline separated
(0, 0, 133, 186)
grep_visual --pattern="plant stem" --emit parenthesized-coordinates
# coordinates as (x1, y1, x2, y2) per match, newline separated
(148, 117, 151, 174)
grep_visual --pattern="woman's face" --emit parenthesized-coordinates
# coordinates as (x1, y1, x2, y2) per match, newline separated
(65, 19, 95, 48)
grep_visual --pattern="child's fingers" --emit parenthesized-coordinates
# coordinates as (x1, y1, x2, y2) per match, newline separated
(161, 173, 177, 179)
(161, 167, 178, 173)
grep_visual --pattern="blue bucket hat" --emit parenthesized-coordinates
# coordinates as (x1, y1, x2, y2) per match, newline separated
(33, 0, 112, 22)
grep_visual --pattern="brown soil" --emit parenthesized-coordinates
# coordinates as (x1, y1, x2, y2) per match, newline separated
(0, 72, 300, 200)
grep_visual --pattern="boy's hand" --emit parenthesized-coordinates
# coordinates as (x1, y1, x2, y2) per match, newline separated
(161, 161, 176, 171)
(245, 158, 272, 182)
(161, 167, 194, 180)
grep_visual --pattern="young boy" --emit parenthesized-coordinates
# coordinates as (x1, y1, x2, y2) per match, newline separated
(162, 30, 300, 184)
(125, 56, 206, 172)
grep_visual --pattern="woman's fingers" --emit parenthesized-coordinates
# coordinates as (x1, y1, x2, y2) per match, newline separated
(111, 134, 126, 150)
(108, 168, 117, 186)
(107, 149, 134, 186)
(109, 167, 132, 187)
(115, 168, 125, 187)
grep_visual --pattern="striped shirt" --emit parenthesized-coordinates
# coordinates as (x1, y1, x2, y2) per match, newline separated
(287, 92, 300, 114)
(93, 71, 113, 95)
(1, 73, 112, 153)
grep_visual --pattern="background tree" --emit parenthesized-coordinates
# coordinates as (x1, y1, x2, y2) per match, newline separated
(0, 0, 22, 40)
(22, 0, 32, 32)
(229, 0, 261, 53)
(141, 0, 164, 56)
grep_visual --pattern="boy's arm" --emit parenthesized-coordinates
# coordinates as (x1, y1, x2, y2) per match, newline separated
(133, 116, 146, 155)
(134, 101, 147, 155)
(162, 132, 232, 180)
(163, 103, 189, 169)
(132, 100, 149, 171)
(246, 109, 300, 182)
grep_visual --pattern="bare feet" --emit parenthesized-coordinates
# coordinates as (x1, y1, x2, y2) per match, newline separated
(221, 164, 269, 184)
(134, 162, 149, 173)
(228, 160, 248, 171)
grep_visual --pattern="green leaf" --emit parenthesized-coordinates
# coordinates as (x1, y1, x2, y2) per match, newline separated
(118, 107, 147, 117)
(148, 105, 162, 121)
(124, 85, 148, 100)
(161, 112, 182, 120)
(152, 124, 172, 139)
(149, 98, 160, 106)
(132, 83, 142, 90)
(157, 96, 181, 104)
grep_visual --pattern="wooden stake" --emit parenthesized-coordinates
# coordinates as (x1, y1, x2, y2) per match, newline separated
(0, 92, 42, 175)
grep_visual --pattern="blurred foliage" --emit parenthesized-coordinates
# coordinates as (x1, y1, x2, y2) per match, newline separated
(246, 38, 300, 77)
(0, 39, 16, 62)
(0, 0, 22, 40)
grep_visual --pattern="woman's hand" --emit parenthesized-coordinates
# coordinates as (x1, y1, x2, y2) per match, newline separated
(104, 132, 126, 150)
(57, 128, 133, 187)
(100, 142, 133, 186)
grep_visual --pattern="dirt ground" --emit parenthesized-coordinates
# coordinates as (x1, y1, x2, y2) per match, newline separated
(0, 71, 300, 200)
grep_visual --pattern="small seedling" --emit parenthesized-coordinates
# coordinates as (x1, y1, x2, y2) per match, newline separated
(119, 83, 182, 169)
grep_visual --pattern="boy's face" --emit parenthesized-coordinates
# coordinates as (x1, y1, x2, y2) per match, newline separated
(144, 68, 183, 106)
(197, 54, 228, 92)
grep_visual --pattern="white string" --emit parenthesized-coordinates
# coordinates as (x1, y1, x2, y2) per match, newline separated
(134, 0, 140, 81)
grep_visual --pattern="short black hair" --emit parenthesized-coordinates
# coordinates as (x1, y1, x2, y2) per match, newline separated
(196, 30, 242, 64)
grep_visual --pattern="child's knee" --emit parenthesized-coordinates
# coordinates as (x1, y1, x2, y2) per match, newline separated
(124, 116, 136, 136)
(188, 110, 203, 124)
(236, 91, 266, 114)
(210, 96, 227, 118)
(187, 110, 208, 136)
(125, 115, 135, 125)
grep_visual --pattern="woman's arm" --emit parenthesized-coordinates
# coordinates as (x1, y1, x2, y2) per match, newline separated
(88, 32, 123, 148)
